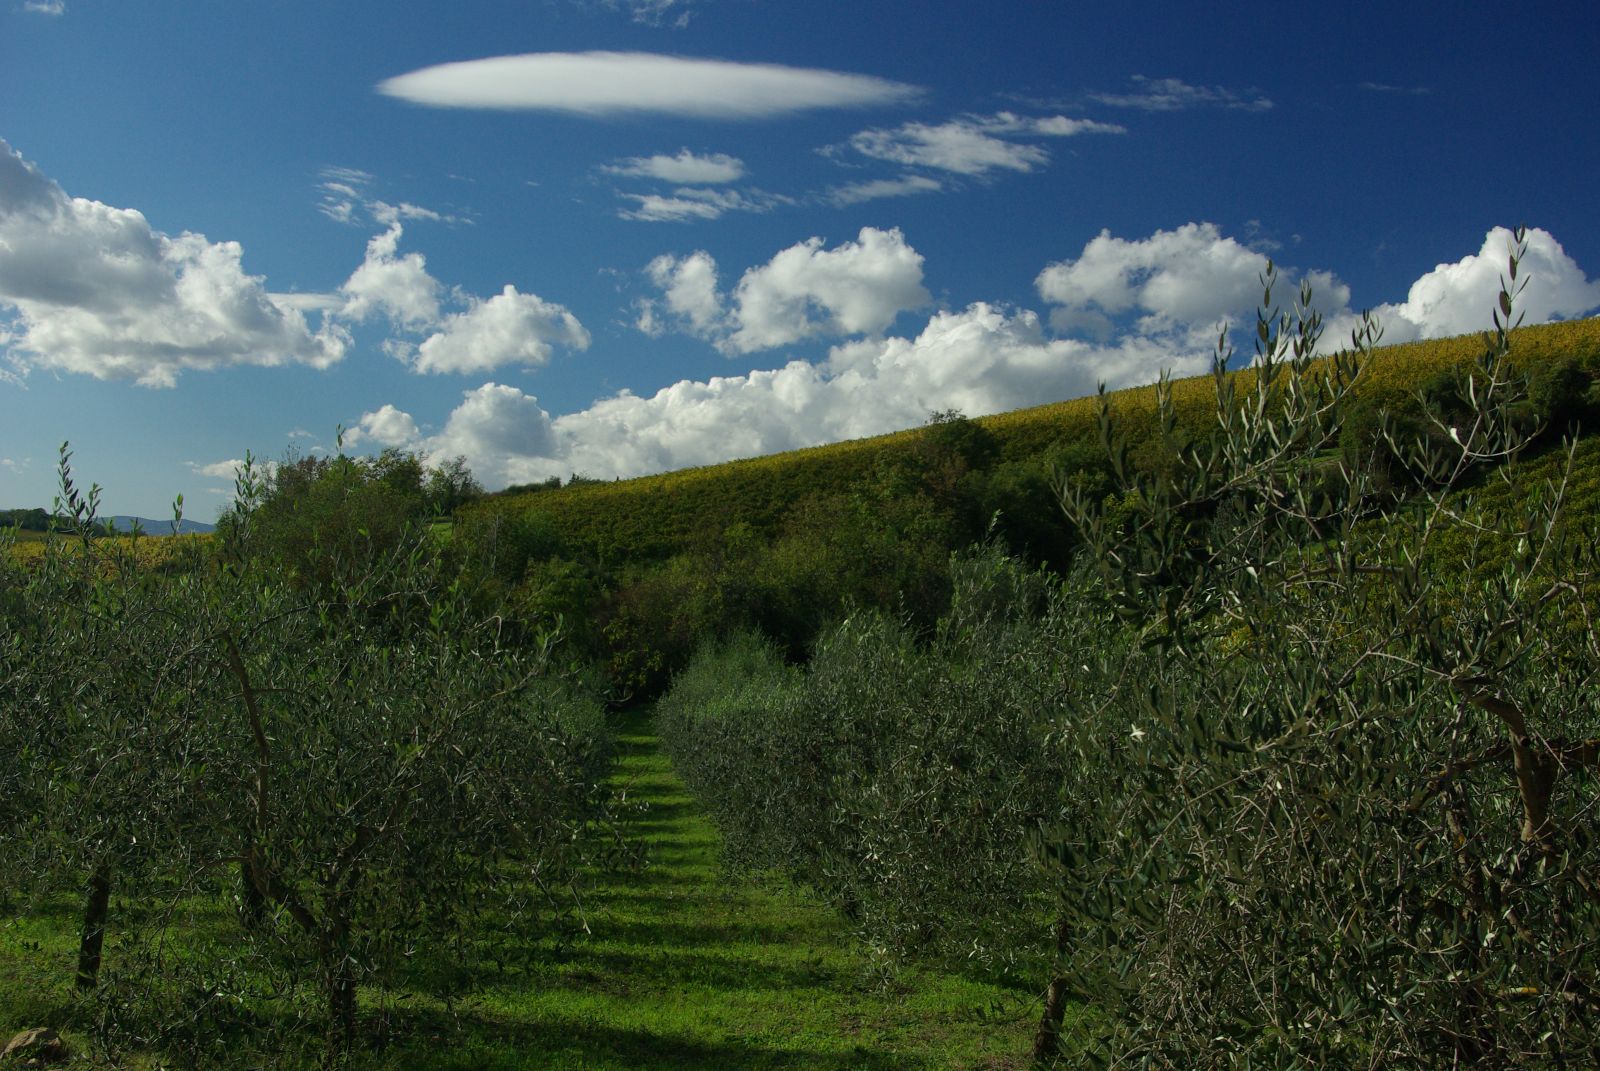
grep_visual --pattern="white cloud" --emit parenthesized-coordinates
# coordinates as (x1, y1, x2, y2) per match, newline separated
(21, 0, 65, 14)
(1089, 75, 1273, 112)
(377, 52, 923, 119)
(426, 383, 561, 468)
(391, 301, 1209, 487)
(726, 227, 930, 352)
(188, 457, 279, 482)
(316, 167, 464, 228)
(0, 140, 348, 387)
(843, 112, 1123, 176)
(328, 216, 587, 376)
(344, 404, 420, 448)
(412, 284, 590, 375)
(1320, 227, 1600, 349)
(826, 174, 944, 206)
(604, 149, 745, 184)
(618, 186, 786, 223)
(364, 223, 1596, 491)
(639, 250, 724, 337)
(1036, 223, 1269, 334)
(339, 223, 444, 327)
(593, 0, 698, 27)
(639, 227, 930, 354)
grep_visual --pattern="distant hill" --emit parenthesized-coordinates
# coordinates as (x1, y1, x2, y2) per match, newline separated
(105, 515, 215, 535)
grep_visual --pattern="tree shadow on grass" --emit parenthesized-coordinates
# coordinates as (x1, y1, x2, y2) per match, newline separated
(369, 1004, 929, 1071)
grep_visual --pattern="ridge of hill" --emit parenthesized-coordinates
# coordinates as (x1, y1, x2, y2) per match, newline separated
(465, 318, 1600, 568)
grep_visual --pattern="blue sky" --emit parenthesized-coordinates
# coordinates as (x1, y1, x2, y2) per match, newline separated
(3, 0, 1598, 516)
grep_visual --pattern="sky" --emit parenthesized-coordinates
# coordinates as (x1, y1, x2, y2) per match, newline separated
(3, 0, 1599, 517)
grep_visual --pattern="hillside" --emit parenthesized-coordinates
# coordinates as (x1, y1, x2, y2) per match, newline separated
(465, 317, 1600, 569)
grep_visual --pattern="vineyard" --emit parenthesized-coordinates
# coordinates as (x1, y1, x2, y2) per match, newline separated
(4, 251, 1600, 1067)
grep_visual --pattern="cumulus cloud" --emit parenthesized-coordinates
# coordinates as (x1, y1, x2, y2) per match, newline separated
(1036, 222, 1270, 336)
(371, 301, 1210, 488)
(826, 174, 944, 206)
(604, 148, 746, 184)
(843, 111, 1124, 176)
(21, 0, 65, 13)
(188, 457, 279, 484)
(638, 250, 723, 337)
(361, 222, 1596, 491)
(0, 140, 348, 387)
(377, 52, 923, 119)
(1037, 222, 1600, 359)
(1321, 227, 1600, 348)
(618, 186, 787, 223)
(1089, 75, 1273, 112)
(412, 285, 591, 375)
(345, 404, 421, 448)
(339, 222, 445, 327)
(427, 383, 561, 466)
(326, 213, 588, 376)
(638, 227, 930, 354)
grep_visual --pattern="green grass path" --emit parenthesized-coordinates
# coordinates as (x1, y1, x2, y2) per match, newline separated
(0, 710, 1035, 1068)
(422, 707, 1034, 1069)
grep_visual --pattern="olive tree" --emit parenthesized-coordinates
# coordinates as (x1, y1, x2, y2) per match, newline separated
(1035, 230, 1600, 1067)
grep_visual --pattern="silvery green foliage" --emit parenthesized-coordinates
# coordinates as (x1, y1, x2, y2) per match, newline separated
(660, 545, 1091, 968)
(0, 450, 613, 1060)
(1041, 233, 1600, 1067)
(0, 451, 224, 990)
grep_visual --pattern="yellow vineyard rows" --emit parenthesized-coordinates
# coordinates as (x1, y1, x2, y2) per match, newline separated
(5, 533, 213, 570)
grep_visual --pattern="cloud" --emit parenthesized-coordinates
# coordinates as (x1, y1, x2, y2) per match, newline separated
(339, 222, 445, 327)
(638, 227, 930, 354)
(412, 284, 591, 375)
(1036, 222, 1270, 335)
(377, 52, 923, 119)
(843, 112, 1124, 176)
(344, 404, 420, 448)
(1320, 227, 1600, 348)
(426, 383, 562, 466)
(316, 167, 465, 228)
(1036, 222, 1600, 359)
(327, 216, 588, 376)
(376, 301, 1210, 487)
(188, 457, 279, 483)
(826, 174, 944, 206)
(364, 222, 1597, 490)
(1358, 82, 1432, 96)
(0, 140, 348, 387)
(604, 148, 746, 184)
(21, 0, 65, 13)
(1089, 75, 1273, 112)
(639, 250, 723, 337)
(590, 0, 698, 27)
(618, 186, 787, 223)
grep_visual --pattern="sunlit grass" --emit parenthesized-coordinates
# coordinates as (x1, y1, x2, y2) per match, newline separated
(0, 710, 1043, 1069)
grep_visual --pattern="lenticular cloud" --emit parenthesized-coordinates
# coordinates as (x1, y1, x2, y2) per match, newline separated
(376, 52, 923, 119)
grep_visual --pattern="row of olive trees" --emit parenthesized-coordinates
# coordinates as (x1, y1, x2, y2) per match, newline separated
(0, 451, 609, 1062)
(661, 232, 1600, 1067)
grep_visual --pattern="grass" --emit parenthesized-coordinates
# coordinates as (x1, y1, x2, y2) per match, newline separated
(0, 709, 1041, 1069)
